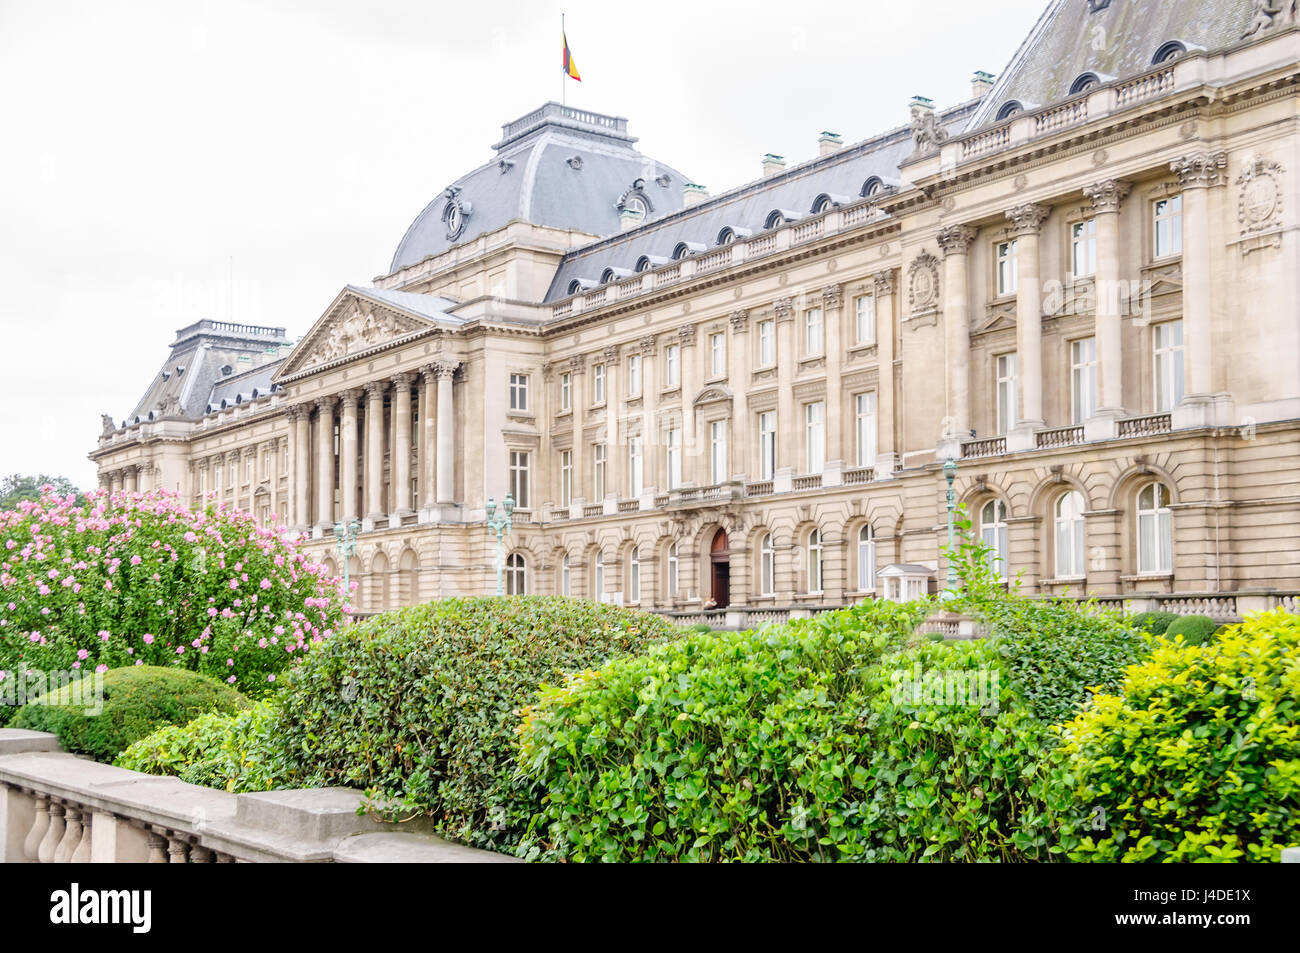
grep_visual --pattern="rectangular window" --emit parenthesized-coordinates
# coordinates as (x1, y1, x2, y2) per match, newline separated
(1070, 337, 1097, 424)
(1071, 219, 1097, 277)
(758, 411, 777, 481)
(666, 428, 682, 490)
(996, 239, 1019, 296)
(804, 307, 823, 355)
(561, 557, 571, 597)
(560, 372, 572, 412)
(559, 450, 572, 508)
(758, 319, 775, 367)
(508, 451, 530, 508)
(805, 401, 825, 475)
(509, 373, 528, 412)
(592, 364, 606, 404)
(854, 294, 876, 345)
(262, 449, 271, 478)
(710, 332, 727, 377)
(855, 392, 877, 467)
(665, 344, 680, 388)
(709, 419, 728, 485)
(592, 443, 606, 499)
(996, 353, 1018, 435)
(627, 354, 642, 396)
(1153, 320, 1185, 411)
(244, 457, 252, 483)
(1153, 195, 1183, 258)
(628, 436, 643, 497)
(214, 465, 222, 490)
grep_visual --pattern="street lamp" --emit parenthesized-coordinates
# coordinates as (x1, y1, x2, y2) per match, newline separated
(485, 493, 515, 596)
(942, 457, 958, 599)
(333, 519, 360, 597)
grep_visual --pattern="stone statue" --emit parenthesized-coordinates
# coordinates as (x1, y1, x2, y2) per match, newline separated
(100, 413, 116, 437)
(910, 103, 948, 155)
(1244, 0, 1298, 37)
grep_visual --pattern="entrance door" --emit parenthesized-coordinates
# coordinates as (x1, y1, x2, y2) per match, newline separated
(710, 529, 731, 609)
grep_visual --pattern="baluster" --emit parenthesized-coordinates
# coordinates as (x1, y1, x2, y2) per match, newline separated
(23, 793, 49, 862)
(71, 813, 92, 863)
(166, 835, 190, 863)
(190, 844, 213, 863)
(146, 831, 167, 863)
(38, 802, 65, 865)
(215, 852, 235, 863)
(54, 805, 81, 863)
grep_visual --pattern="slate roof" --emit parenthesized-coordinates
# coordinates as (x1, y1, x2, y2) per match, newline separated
(344, 284, 465, 324)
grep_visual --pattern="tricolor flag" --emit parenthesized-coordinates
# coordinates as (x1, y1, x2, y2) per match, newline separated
(563, 31, 581, 81)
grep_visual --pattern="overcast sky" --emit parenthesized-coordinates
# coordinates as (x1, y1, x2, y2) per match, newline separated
(0, 0, 1047, 488)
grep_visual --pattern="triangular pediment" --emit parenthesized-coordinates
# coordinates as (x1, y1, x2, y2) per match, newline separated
(276, 288, 440, 379)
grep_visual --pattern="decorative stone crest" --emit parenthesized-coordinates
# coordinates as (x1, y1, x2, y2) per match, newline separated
(1082, 179, 1131, 214)
(441, 187, 472, 241)
(1171, 151, 1228, 189)
(567, 354, 586, 374)
(677, 323, 698, 346)
(1237, 155, 1284, 234)
(603, 344, 621, 366)
(728, 309, 750, 333)
(637, 335, 657, 354)
(1243, 0, 1298, 38)
(821, 284, 842, 308)
(907, 252, 941, 314)
(1005, 203, 1051, 236)
(772, 296, 794, 321)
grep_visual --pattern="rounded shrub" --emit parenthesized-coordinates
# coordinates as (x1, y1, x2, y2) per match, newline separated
(1163, 613, 1219, 646)
(12, 665, 249, 762)
(1055, 610, 1300, 862)
(1130, 611, 1179, 636)
(278, 596, 680, 852)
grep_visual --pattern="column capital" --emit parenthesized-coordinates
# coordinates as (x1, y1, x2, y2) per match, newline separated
(363, 379, 387, 399)
(567, 354, 586, 374)
(821, 284, 842, 308)
(1082, 179, 1131, 214)
(225, 450, 240, 464)
(1004, 202, 1051, 236)
(338, 387, 363, 409)
(773, 296, 795, 321)
(936, 223, 978, 257)
(873, 269, 897, 296)
(314, 394, 337, 414)
(728, 309, 750, 333)
(1171, 151, 1228, 189)
(432, 360, 460, 381)
(391, 370, 417, 388)
(286, 402, 311, 421)
(637, 334, 657, 354)
(602, 343, 621, 365)
(677, 323, 698, 346)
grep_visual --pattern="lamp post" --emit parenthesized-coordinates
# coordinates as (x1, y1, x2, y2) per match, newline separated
(942, 457, 958, 599)
(333, 518, 360, 597)
(485, 493, 514, 596)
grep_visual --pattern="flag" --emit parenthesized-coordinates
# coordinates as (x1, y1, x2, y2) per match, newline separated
(563, 31, 581, 81)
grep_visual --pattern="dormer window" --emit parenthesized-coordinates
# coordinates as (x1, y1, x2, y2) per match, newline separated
(672, 242, 704, 260)
(221, 364, 233, 376)
(567, 279, 583, 296)
(717, 227, 737, 245)
(995, 101, 1024, 121)
(1069, 72, 1101, 95)
(764, 209, 799, 230)
(635, 256, 653, 273)
(861, 177, 884, 198)
(1152, 41, 1186, 64)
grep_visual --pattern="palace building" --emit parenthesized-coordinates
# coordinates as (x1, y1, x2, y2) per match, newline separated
(91, 0, 1300, 626)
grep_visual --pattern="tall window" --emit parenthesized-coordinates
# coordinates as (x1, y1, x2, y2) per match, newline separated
(710, 332, 727, 377)
(857, 524, 876, 591)
(1070, 337, 1097, 424)
(628, 436, 643, 497)
(1054, 491, 1087, 579)
(1153, 195, 1183, 258)
(560, 372, 572, 412)
(244, 456, 253, 483)
(559, 450, 572, 508)
(592, 364, 606, 404)
(758, 411, 777, 480)
(807, 529, 824, 594)
(666, 543, 679, 597)
(710, 420, 728, 484)
(1071, 219, 1097, 277)
(666, 428, 682, 489)
(627, 546, 641, 603)
(627, 354, 642, 396)
(854, 295, 876, 345)
(214, 464, 222, 491)
(759, 533, 775, 596)
(262, 449, 271, 478)
(592, 443, 606, 499)
(1153, 320, 1185, 411)
(507, 451, 530, 508)
(665, 344, 681, 388)
(1137, 482, 1173, 574)
(758, 319, 775, 366)
(593, 552, 605, 601)
(979, 499, 1009, 581)
(805, 402, 825, 475)
(996, 239, 1019, 296)
(855, 392, 877, 467)
(996, 353, 1018, 434)
(561, 554, 571, 596)
(509, 373, 528, 412)
(505, 552, 526, 595)
(804, 307, 824, 355)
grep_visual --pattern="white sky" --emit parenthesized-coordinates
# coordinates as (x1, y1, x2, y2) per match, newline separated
(0, 0, 1047, 488)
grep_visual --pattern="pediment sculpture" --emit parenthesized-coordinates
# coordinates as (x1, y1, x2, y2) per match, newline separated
(305, 304, 417, 368)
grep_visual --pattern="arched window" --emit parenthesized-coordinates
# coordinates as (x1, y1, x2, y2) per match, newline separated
(593, 551, 606, 602)
(857, 524, 876, 592)
(566, 279, 582, 296)
(759, 533, 775, 596)
(764, 209, 789, 230)
(1136, 482, 1172, 574)
(672, 242, 693, 260)
(811, 194, 835, 214)
(560, 553, 571, 597)
(666, 543, 679, 598)
(505, 552, 526, 595)
(717, 227, 736, 246)
(627, 546, 641, 604)
(1069, 72, 1101, 95)
(979, 499, 1009, 581)
(1054, 491, 1087, 579)
(635, 256, 653, 273)
(807, 529, 824, 595)
(599, 267, 617, 284)
(860, 176, 884, 198)
(1152, 41, 1185, 64)
(995, 101, 1024, 121)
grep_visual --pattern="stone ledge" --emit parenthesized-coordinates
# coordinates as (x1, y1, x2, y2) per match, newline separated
(334, 831, 520, 864)
(0, 729, 63, 756)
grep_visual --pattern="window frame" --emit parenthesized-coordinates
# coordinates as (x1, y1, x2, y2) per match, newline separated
(996, 352, 1018, 435)
(591, 363, 606, 405)
(996, 238, 1019, 297)
(508, 373, 529, 413)
(759, 533, 775, 597)
(979, 499, 1009, 581)
(592, 442, 607, 500)
(666, 427, 682, 489)
(1070, 217, 1097, 278)
(626, 354, 642, 397)
(559, 372, 572, 413)
(857, 524, 876, 592)
(854, 294, 876, 346)
(804, 307, 824, 356)
(1136, 481, 1173, 575)
(505, 552, 526, 595)
(508, 450, 530, 509)
(559, 450, 572, 508)
(758, 411, 777, 481)
(664, 344, 681, 388)
(757, 319, 775, 367)
(1070, 337, 1098, 424)
(709, 331, 727, 378)
(1053, 490, 1087, 580)
(807, 528, 824, 595)
(1153, 319, 1185, 412)
(1153, 194, 1183, 260)
(709, 419, 728, 485)
(855, 391, 877, 468)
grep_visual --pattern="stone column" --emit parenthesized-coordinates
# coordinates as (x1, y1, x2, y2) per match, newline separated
(873, 270, 898, 476)
(434, 361, 459, 505)
(123, 465, 139, 493)
(822, 284, 845, 467)
(339, 388, 361, 522)
(774, 297, 796, 472)
(226, 452, 240, 509)
(1172, 152, 1228, 409)
(728, 310, 750, 481)
(603, 344, 623, 500)
(677, 324, 699, 483)
(264, 439, 278, 524)
(1083, 179, 1131, 420)
(1006, 203, 1050, 439)
(292, 404, 311, 530)
(937, 224, 977, 446)
(419, 365, 438, 510)
(315, 395, 336, 531)
(363, 381, 386, 521)
(637, 338, 659, 495)
(391, 372, 415, 516)
(568, 355, 586, 508)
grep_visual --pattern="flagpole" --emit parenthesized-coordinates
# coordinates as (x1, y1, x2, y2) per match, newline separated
(561, 12, 566, 108)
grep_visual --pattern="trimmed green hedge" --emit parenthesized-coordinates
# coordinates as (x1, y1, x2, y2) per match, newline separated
(12, 665, 248, 762)
(1163, 614, 1219, 646)
(1130, 611, 1179, 636)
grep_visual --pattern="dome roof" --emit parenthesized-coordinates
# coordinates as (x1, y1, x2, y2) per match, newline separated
(389, 103, 691, 274)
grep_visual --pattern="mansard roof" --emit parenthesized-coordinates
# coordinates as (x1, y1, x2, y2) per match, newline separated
(388, 103, 692, 274)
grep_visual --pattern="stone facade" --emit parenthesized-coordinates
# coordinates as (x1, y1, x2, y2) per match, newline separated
(91, 11, 1300, 622)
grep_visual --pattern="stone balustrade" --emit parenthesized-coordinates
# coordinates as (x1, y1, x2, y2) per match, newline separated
(0, 730, 514, 864)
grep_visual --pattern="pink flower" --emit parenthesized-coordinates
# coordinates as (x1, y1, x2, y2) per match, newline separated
(77, 649, 88, 660)
(259, 578, 272, 590)
(130, 555, 142, 566)
(99, 630, 110, 641)
(142, 633, 154, 644)
(95, 664, 107, 674)
(227, 675, 236, 683)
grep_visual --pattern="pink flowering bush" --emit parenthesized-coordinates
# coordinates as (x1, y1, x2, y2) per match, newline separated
(0, 486, 349, 698)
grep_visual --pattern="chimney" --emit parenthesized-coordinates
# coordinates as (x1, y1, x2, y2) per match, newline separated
(971, 71, 995, 99)
(619, 207, 645, 232)
(683, 183, 709, 207)
(761, 153, 786, 178)
(817, 131, 842, 157)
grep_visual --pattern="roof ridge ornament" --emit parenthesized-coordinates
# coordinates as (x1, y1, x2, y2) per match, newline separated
(1243, 0, 1297, 38)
